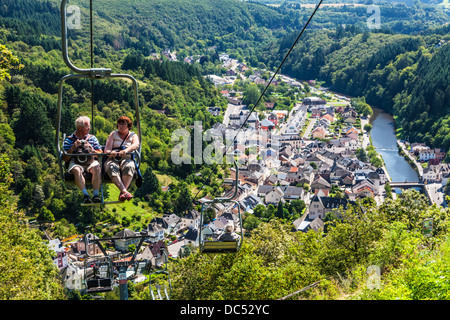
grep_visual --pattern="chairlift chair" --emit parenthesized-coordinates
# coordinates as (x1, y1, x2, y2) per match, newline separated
(149, 250, 172, 300)
(134, 259, 150, 277)
(199, 161, 243, 254)
(55, 0, 142, 206)
(83, 233, 114, 293)
(84, 257, 114, 294)
(149, 274, 172, 300)
(82, 230, 150, 294)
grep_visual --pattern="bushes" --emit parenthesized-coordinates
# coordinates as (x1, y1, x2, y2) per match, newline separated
(168, 190, 450, 300)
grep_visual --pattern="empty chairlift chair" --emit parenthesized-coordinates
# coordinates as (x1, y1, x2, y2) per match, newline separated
(85, 258, 114, 293)
(149, 250, 172, 300)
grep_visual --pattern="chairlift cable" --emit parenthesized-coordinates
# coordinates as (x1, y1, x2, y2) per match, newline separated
(278, 258, 383, 300)
(90, 0, 95, 131)
(278, 280, 322, 300)
(183, 0, 324, 212)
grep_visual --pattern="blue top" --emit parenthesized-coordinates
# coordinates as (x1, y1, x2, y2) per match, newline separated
(63, 132, 101, 151)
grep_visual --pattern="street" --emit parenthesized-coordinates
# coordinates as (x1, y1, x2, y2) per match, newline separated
(223, 103, 243, 126)
(301, 118, 316, 139)
(425, 182, 447, 207)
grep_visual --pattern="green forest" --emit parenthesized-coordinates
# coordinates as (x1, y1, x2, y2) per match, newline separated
(1, 0, 450, 301)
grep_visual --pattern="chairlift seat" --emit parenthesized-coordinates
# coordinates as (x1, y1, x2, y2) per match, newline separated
(201, 240, 240, 253)
(64, 171, 92, 183)
(150, 269, 171, 300)
(86, 278, 113, 293)
(63, 166, 137, 184)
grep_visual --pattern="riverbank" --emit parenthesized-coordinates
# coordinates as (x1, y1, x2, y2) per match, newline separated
(397, 140, 423, 181)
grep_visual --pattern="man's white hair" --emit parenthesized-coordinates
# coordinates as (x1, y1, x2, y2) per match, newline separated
(75, 116, 91, 128)
(224, 223, 234, 233)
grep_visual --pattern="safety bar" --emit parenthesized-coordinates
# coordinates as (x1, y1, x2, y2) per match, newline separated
(60, 140, 140, 158)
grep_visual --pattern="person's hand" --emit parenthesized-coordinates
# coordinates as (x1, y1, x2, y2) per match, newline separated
(109, 150, 117, 158)
(118, 149, 127, 158)
(81, 141, 93, 152)
(83, 141, 92, 149)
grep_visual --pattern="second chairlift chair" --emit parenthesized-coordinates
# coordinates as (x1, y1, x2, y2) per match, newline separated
(199, 161, 244, 254)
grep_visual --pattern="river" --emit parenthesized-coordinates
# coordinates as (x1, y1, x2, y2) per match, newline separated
(369, 108, 419, 182)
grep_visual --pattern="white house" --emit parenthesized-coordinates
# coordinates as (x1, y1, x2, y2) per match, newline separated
(265, 187, 284, 204)
(147, 222, 165, 243)
(47, 239, 68, 270)
(184, 229, 199, 247)
(137, 241, 167, 268)
(113, 228, 141, 252)
(264, 157, 281, 169)
(423, 166, 442, 182)
(62, 262, 86, 291)
(162, 213, 181, 234)
(180, 211, 200, 230)
(419, 148, 435, 161)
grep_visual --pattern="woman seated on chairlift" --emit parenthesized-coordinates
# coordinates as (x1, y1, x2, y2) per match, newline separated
(104, 116, 139, 201)
(218, 223, 240, 242)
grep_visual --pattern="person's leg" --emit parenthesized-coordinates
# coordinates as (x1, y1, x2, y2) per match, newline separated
(89, 161, 102, 203)
(120, 159, 135, 200)
(70, 165, 91, 203)
(71, 166, 86, 192)
(105, 159, 128, 201)
(122, 174, 133, 190)
(111, 176, 126, 193)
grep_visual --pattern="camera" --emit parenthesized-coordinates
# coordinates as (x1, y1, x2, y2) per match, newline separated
(113, 146, 126, 162)
(75, 140, 93, 165)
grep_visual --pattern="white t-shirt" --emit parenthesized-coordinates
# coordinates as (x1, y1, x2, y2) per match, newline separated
(111, 131, 135, 150)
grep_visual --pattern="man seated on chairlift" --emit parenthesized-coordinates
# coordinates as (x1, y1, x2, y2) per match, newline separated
(63, 116, 103, 204)
(218, 223, 240, 242)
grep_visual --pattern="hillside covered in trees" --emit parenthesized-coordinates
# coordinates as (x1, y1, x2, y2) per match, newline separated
(1, 0, 450, 300)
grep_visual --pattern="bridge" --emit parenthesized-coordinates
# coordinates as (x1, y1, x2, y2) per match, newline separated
(389, 181, 435, 205)
(390, 181, 424, 189)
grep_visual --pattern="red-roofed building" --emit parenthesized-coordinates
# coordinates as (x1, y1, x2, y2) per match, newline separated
(268, 113, 278, 126)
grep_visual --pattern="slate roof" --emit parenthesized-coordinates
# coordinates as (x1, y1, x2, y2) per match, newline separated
(113, 228, 135, 239)
(185, 229, 198, 241)
(311, 195, 356, 210)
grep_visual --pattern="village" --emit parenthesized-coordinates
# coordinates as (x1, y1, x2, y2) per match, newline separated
(50, 50, 450, 295)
